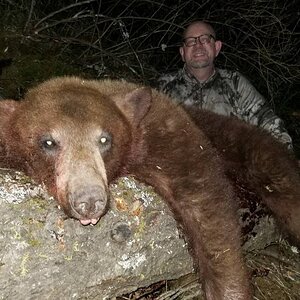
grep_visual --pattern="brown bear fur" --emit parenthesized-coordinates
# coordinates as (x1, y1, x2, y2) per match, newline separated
(186, 108, 300, 247)
(0, 76, 299, 299)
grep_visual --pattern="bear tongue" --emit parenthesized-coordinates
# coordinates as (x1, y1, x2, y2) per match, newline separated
(80, 218, 99, 226)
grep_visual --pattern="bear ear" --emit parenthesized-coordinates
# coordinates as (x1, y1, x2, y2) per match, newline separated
(114, 87, 152, 127)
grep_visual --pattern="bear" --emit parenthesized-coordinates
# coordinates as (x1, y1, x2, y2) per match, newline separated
(0, 76, 299, 300)
(185, 108, 300, 247)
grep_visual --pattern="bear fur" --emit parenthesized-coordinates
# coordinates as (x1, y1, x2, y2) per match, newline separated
(0, 76, 299, 300)
(186, 108, 300, 247)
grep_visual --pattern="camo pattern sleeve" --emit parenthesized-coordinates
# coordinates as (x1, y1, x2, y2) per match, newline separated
(233, 72, 293, 149)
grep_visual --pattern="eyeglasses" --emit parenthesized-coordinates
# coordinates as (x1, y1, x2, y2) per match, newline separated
(183, 34, 215, 47)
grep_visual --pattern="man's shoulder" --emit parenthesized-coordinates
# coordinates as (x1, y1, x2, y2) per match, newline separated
(216, 68, 251, 91)
(217, 68, 242, 80)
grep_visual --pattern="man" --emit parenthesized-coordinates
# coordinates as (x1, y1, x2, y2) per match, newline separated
(158, 21, 293, 149)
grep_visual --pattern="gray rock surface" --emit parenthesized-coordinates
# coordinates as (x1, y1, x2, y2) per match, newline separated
(0, 169, 279, 300)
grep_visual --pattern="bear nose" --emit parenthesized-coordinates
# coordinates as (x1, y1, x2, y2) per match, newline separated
(70, 186, 108, 218)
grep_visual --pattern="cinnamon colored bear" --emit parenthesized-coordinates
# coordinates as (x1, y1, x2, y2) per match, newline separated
(0, 77, 299, 300)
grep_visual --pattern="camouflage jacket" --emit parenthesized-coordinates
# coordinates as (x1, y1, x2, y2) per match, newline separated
(158, 67, 292, 149)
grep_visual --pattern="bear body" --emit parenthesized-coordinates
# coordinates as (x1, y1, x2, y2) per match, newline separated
(186, 108, 300, 247)
(0, 77, 299, 300)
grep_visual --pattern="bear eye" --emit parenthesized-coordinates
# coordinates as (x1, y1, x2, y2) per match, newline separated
(40, 137, 58, 153)
(98, 132, 112, 153)
(100, 137, 108, 144)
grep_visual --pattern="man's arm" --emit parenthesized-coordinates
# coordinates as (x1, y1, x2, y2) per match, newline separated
(235, 73, 293, 149)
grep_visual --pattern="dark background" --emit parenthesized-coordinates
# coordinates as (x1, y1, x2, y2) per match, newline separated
(0, 0, 299, 153)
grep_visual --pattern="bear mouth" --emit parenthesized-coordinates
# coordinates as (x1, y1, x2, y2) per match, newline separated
(79, 218, 100, 226)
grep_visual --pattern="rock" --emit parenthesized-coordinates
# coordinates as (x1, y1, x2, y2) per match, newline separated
(0, 170, 193, 300)
(0, 169, 280, 299)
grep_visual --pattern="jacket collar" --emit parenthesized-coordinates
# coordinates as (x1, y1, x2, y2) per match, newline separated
(182, 65, 218, 86)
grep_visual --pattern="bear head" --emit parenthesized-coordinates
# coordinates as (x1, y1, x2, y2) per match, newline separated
(0, 77, 151, 225)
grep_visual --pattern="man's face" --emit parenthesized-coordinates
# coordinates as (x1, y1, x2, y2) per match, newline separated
(180, 23, 222, 69)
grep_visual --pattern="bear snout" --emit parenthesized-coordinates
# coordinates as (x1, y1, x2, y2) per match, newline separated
(69, 185, 108, 225)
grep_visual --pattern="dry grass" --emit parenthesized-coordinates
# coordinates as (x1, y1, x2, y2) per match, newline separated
(118, 240, 300, 299)
(1, 0, 299, 102)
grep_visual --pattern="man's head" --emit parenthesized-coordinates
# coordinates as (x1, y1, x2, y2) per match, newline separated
(180, 21, 222, 71)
